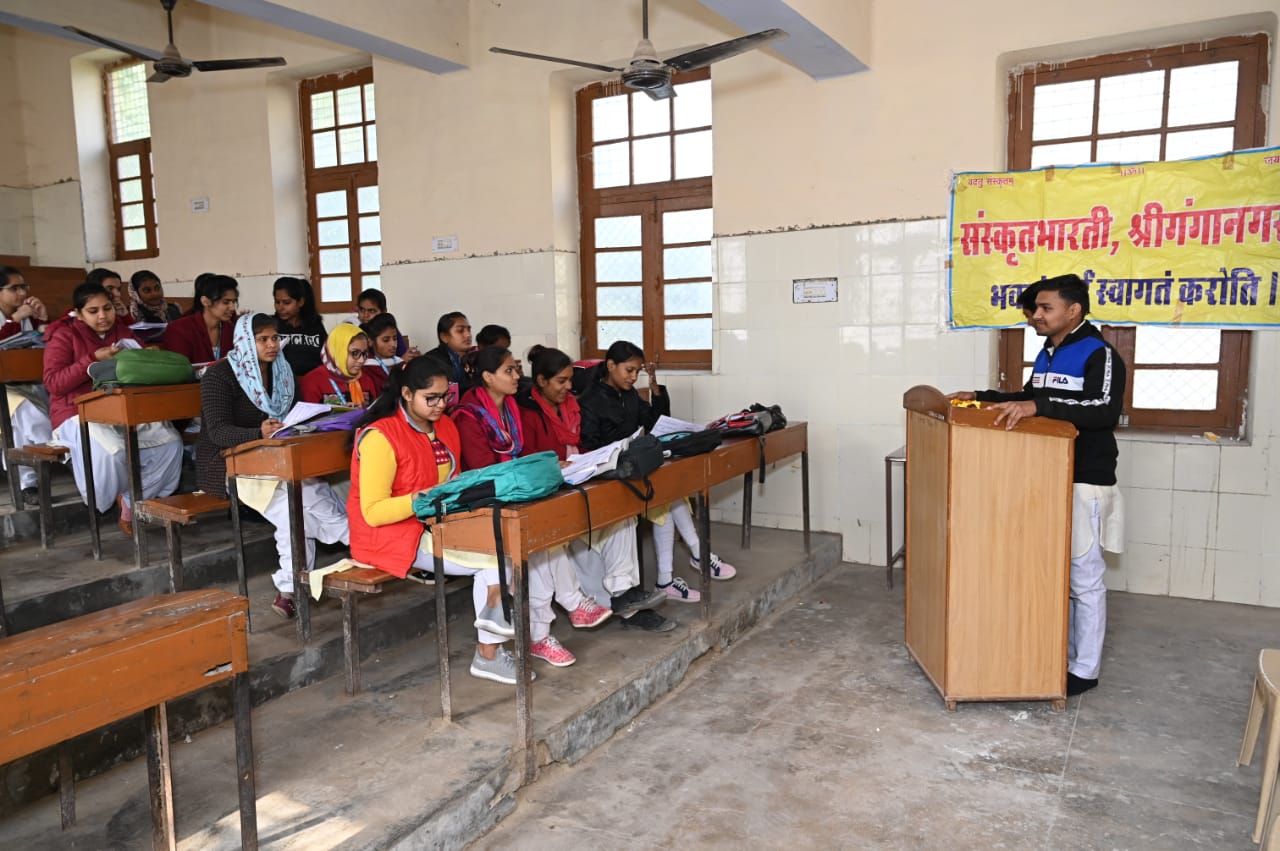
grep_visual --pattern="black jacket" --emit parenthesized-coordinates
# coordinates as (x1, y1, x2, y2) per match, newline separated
(578, 378, 670, 451)
(977, 321, 1125, 485)
(277, 314, 327, 377)
(426, 343, 474, 393)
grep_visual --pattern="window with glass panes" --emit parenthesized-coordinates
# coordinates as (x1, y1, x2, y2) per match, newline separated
(577, 69, 714, 369)
(300, 68, 380, 310)
(1004, 35, 1267, 433)
(104, 61, 158, 259)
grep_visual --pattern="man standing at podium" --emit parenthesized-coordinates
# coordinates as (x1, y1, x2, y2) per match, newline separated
(948, 273, 1126, 697)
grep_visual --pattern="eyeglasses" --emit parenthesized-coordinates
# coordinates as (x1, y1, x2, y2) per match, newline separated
(0, 283, 30, 292)
(348, 349, 369, 361)
(422, 394, 449, 407)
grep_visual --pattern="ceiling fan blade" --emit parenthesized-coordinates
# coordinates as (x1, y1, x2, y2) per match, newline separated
(62, 26, 160, 62)
(644, 82, 677, 101)
(192, 57, 288, 72)
(489, 47, 622, 74)
(147, 70, 172, 84)
(663, 28, 787, 72)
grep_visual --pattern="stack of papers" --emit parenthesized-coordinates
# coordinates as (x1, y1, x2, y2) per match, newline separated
(561, 427, 644, 485)
(269, 401, 341, 437)
(650, 415, 704, 437)
(0, 330, 43, 350)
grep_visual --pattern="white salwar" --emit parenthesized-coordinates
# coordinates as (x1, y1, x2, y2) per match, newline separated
(1068, 483, 1124, 680)
(4, 390, 52, 489)
(572, 517, 642, 606)
(250, 477, 351, 594)
(54, 416, 182, 513)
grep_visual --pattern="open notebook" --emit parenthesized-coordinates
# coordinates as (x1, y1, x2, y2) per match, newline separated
(269, 402, 359, 438)
(560, 427, 644, 485)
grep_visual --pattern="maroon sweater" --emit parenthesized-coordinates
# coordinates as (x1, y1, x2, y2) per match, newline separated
(161, 311, 233, 364)
(42, 316, 138, 429)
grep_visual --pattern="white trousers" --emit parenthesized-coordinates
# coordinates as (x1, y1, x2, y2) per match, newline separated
(411, 536, 559, 644)
(573, 518, 642, 606)
(4, 399, 52, 489)
(652, 499, 700, 584)
(54, 417, 182, 514)
(258, 478, 350, 593)
(1069, 497, 1107, 680)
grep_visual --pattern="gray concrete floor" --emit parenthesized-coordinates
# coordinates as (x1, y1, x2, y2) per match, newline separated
(473, 566, 1275, 850)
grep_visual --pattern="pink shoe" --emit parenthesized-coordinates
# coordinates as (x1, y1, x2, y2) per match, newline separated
(657, 576, 700, 602)
(690, 553, 737, 580)
(569, 598, 612, 629)
(529, 635, 576, 667)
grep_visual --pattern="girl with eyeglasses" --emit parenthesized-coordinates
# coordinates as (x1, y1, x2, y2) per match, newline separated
(349, 356, 540, 685)
(0, 265, 53, 506)
(198, 313, 350, 619)
(298, 323, 379, 407)
(161, 274, 238, 364)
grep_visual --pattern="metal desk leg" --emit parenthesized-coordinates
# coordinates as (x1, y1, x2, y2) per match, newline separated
(81, 418, 101, 560)
(635, 519, 647, 589)
(125, 425, 148, 571)
(1, 393, 19, 506)
(0, 565, 7, 637)
(512, 557, 535, 785)
(144, 703, 176, 851)
(232, 672, 259, 851)
(740, 472, 753, 550)
(698, 492, 712, 621)
(287, 480, 310, 643)
(164, 522, 183, 593)
(58, 743, 75, 828)
(801, 450, 811, 554)
(37, 457, 54, 550)
(433, 537, 452, 722)
(227, 478, 251, 631)
(885, 454, 895, 589)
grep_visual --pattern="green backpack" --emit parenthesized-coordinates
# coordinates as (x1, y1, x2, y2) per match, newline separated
(89, 348, 196, 389)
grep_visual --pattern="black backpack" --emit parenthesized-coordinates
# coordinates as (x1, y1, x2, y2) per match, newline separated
(598, 434, 664, 500)
(657, 428, 722, 458)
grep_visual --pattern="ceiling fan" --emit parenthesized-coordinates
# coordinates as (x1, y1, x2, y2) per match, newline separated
(490, 0, 786, 100)
(64, 0, 286, 84)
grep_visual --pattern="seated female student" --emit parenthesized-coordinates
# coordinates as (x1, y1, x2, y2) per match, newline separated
(516, 345, 669, 628)
(298, 322, 379, 407)
(274, 277, 327, 376)
(454, 346, 625, 666)
(357, 289, 418, 363)
(86, 268, 130, 319)
(162, 274, 238, 363)
(350, 356, 537, 684)
(42, 282, 182, 536)
(0, 264, 52, 506)
(198, 313, 349, 619)
(426, 311, 474, 392)
(361, 312, 416, 397)
(129, 270, 182, 324)
(579, 341, 738, 603)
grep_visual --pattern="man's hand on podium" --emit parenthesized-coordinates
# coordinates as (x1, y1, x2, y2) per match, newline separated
(990, 400, 1037, 430)
(944, 391, 976, 402)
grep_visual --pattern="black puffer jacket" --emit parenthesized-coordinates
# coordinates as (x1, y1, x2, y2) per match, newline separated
(578, 379, 670, 451)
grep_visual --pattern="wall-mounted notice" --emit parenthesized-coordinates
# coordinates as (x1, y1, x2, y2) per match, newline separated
(432, 235, 459, 253)
(190, 198, 209, 213)
(792, 277, 838, 304)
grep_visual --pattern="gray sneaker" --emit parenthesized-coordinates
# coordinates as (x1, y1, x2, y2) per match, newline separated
(474, 604, 516, 638)
(469, 647, 536, 685)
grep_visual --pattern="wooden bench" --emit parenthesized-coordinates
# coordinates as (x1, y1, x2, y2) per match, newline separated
(0, 589, 257, 849)
(4, 443, 70, 550)
(135, 492, 233, 594)
(303, 560, 465, 696)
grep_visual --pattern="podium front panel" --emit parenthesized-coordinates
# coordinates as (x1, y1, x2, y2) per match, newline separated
(904, 410, 949, 690)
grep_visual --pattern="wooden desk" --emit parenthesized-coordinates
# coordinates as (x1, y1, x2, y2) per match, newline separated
(222, 430, 352, 642)
(705, 423, 811, 552)
(423, 451, 715, 784)
(75, 385, 203, 569)
(0, 347, 44, 505)
(0, 589, 257, 849)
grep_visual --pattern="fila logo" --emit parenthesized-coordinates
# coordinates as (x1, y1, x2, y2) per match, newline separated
(1051, 375, 1070, 385)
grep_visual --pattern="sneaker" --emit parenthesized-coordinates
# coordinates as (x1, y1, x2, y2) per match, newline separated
(529, 635, 576, 667)
(610, 585, 667, 618)
(690, 552, 737, 581)
(569, 598, 612, 629)
(474, 604, 516, 638)
(619, 608, 677, 633)
(470, 646, 536, 685)
(271, 593, 296, 620)
(116, 493, 133, 538)
(657, 577, 700, 603)
(21, 487, 40, 507)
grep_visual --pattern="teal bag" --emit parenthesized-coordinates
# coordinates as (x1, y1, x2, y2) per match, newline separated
(412, 451, 564, 520)
(89, 348, 195, 389)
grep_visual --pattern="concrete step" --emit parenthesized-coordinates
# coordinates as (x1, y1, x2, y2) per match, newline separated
(0, 525, 842, 849)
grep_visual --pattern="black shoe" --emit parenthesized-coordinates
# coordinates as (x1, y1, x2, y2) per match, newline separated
(619, 608, 677, 633)
(610, 586, 667, 618)
(1066, 673, 1098, 696)
(21, 487, 40, 507)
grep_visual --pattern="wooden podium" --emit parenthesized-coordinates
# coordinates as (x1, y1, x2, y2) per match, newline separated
(902, 385, 1076, 711)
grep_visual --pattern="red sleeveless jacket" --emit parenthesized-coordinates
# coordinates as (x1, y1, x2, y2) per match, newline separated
(348, 409, 462, 577)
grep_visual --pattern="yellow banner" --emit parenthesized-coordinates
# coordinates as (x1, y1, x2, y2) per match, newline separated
(947, 147, 1280, 328)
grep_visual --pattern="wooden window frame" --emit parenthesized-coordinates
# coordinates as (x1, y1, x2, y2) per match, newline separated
(104, 61, 158, 261)
(1002, 34, 1268, 435)
(300, 67, 378, 313)
(577, 68, 713, 369)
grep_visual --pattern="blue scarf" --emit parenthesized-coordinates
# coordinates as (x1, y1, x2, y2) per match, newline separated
(229, 313, 294, 418)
